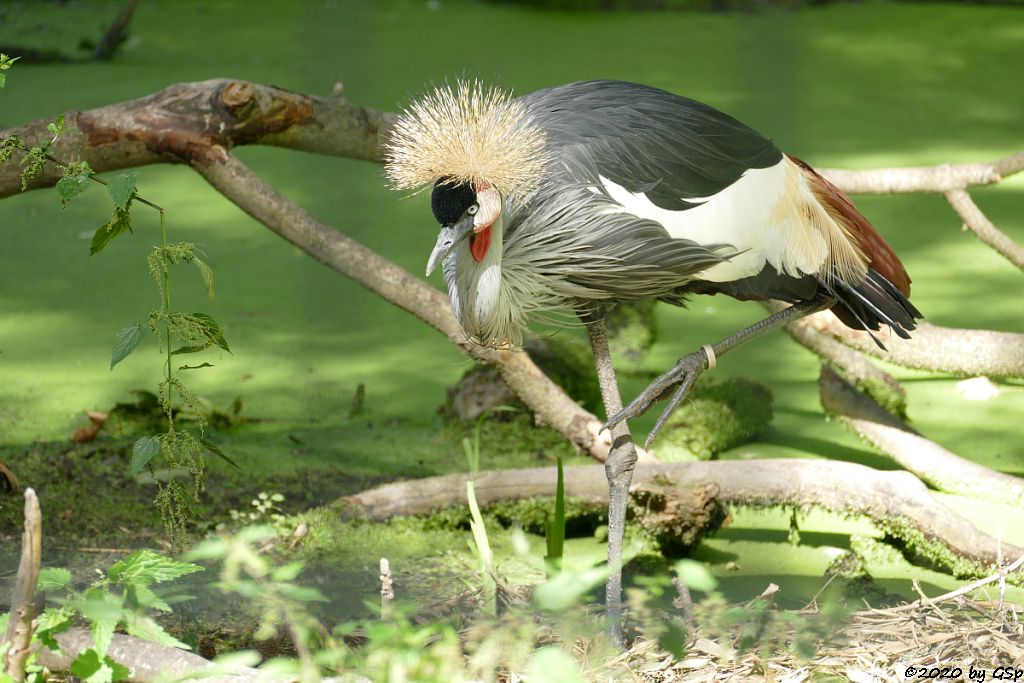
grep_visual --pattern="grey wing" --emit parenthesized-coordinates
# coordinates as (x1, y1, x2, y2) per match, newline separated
(503, 80, 783, 301)
(519, 80, 783, 211)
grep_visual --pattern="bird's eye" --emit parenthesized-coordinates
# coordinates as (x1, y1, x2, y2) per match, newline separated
(467, 204, 479, 216)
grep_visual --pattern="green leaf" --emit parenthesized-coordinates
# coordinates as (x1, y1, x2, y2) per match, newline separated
(192, 257, 215, 300)
(179, 362, 214, 371)
(92, 617, 115, 659)
(524, 647, 583, 683)
(203, 651, 261, 677)
(201, 438, 240, 470)
(533, 564, 607, 612)
(106, 171, 138, 210)
(674, 559, 719, 593)
(130, 436, 161, 475)
(110, 323, 143, 369)
(37, 567, 72, 592)
(191, 312, 230, 353)
(170, 342, 213, 356)
(34, 607, 72, 652)
(0, 54, 17, 88)
(90, 207, 131, 255)
(56, 173, 90, 207)
(276, 584, 328, 603)
(107, 549, 203, 587)
(124, 614, 190, 649)
(658, 620, 689, 659)
(70, 650, 107, 683)
(67, 592, 122, 659)
(127, 582, 171, 612)
(47, 114, 65, 140)
(545, 455, 565, 569)
(183, 537, 226, 562)
(109, 658, 132, 683)
(270, 561, 306, 583)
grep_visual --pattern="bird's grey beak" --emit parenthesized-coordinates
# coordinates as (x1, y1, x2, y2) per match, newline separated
(426, 216, 474, 276)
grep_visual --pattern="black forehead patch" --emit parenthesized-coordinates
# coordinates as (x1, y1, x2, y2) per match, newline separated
(431, 181, 476, 226)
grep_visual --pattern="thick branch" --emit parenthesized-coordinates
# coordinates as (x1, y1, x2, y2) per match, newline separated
(0, 79, 391, 196)
(194, 152, 610, 460)
(337, 459, 1019, 574)
(944, 189, 1024, 270)
(768, 303, 1024, 378)
(3, 488, 41, 682)
(819, 366, 1024, 507)
(819, 150, 1024, 194)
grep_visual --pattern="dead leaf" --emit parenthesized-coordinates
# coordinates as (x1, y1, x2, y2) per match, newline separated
(72, 410, 110, 442)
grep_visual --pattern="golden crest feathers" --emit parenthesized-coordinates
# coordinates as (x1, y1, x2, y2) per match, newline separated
(384, 80, 549, 201)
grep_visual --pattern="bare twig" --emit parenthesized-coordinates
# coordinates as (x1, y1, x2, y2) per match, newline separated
(92, 0, 139, 62)
(884, 551, 1024, 613)
(944, 188, 1024, 271)
(3, 488, 42, 682)
(819, 150, 1024, 194)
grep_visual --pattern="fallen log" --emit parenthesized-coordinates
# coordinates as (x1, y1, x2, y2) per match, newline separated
(336, 459, 1022, 577)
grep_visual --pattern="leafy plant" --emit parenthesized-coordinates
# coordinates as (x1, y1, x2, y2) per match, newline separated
(0, 55, 236, 546)
(187, 526, 328, 683)
(0, 551, 201, 683)
(0, 53, 18, 88)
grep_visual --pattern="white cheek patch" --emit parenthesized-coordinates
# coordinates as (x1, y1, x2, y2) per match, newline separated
(474, 185, 502, 230)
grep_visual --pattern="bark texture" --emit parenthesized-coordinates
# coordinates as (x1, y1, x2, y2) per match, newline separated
(337, 459, 1019, 574)
(2, 489, 41, 682)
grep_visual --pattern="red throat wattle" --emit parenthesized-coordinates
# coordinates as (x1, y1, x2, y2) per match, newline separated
(469, 225, 493, 262)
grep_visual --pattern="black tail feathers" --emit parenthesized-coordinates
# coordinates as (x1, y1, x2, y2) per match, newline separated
(821, 268, 923, 349)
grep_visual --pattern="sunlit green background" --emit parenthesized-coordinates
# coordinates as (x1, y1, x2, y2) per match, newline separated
(2, 0, 1022, 610)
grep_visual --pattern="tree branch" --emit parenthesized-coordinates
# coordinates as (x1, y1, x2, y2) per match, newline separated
(193, 151, 611, 460)
(944, 188, 1024, 270)
(91, 0, 139, 62)
(0, 79, 390, 197)
(819, 366, 1024, 507)
(819, 150, 1024, 194)
(767, 303, 1024, 378)
(767, 303, 907, 417)
(337, 459, 1020, 575)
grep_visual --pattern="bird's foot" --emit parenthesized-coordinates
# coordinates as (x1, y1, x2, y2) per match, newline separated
(603, 347, 712, 449)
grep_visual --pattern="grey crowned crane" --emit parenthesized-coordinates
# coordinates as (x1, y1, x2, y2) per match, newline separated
(385, 79, 921, 643)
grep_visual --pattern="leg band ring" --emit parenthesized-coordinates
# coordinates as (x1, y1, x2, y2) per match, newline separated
(701, 344, 717, 370)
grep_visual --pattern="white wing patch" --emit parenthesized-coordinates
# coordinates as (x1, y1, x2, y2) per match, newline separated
(599, 158, 848, 283)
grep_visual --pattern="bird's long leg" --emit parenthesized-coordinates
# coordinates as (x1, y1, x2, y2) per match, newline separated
(582, 309, 637, 648)
(606, 294, 836, 447)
